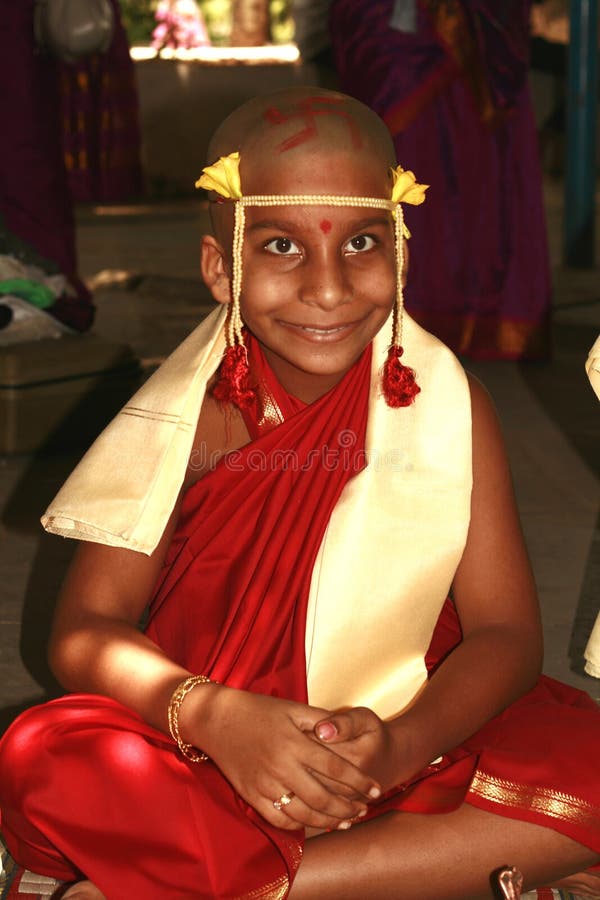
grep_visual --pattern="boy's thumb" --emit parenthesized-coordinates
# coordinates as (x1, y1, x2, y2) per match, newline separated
(315, 708, 371, 742)
(315, 720, 339, 741)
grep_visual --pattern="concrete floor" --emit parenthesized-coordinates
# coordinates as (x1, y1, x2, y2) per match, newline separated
(0, 178, 599, 736)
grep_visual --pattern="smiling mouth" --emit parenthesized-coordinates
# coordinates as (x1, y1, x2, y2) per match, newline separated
(299, 324, 350, 334)
(281, 320, 362, 337)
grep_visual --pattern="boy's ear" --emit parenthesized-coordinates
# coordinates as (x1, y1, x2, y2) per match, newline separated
(201, 235, 231, 305)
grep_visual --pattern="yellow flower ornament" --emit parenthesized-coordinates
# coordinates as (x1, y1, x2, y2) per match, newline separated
(390, 166, 429, 206)
(195, 151, 242, 200)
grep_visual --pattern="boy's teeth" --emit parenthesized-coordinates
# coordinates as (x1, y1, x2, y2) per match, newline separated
(301, 325, 344, 333)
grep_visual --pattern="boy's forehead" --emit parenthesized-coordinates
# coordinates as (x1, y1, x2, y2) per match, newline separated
(242, 144, 391, 197)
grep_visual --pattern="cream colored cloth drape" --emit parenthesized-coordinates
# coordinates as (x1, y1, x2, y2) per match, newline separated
(304, 315, 472, 719)
(42, 309, 472, 718)
(585, 619, 600, 679)
(42, 305, 228, 554)
(584, 334, 600, 677)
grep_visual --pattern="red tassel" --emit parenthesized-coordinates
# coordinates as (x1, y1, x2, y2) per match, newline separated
(212, 344, 255, 409)
(382, 345, 420, 407)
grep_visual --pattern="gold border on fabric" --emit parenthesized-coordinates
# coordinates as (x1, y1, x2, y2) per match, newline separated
(469, 770, 600, 830)
(235, 873, 289, 900)
(256, 380, 285, 432)
(245, 350, 285, 433)
(281, 835, 304, 872)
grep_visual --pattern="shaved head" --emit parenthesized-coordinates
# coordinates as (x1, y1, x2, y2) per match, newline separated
(205, 87, 398, 244)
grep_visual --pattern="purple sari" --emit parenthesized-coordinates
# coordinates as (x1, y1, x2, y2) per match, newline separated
(59, 0, 143, 204)
(330, 0, 551, 360)
(0, 1, 93, 330)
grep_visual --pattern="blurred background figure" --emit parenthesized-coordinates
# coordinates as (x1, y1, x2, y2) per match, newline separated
(0, 0, 143, 338)
(59, 0, 144, 204)
(329, 0, 552, 361)
(0, 0, 95, 334)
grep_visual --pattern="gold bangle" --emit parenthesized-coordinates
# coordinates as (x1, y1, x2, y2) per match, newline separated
(167, 674, 214, 763)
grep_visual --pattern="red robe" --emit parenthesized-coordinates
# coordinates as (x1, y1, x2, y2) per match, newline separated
(1, 336, 599, 898)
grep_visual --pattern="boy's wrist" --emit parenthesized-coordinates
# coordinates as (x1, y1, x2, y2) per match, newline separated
(387, 713, 435, 784)
(176, 678, 228, 755)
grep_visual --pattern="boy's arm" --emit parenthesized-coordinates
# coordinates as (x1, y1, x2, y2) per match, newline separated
(314, 374, 544, 790)
(48, 498, 195, 733)
(48, 501, 380, 830)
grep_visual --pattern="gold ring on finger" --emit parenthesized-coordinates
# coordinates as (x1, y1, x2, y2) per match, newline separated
(273, 791, 295, 811)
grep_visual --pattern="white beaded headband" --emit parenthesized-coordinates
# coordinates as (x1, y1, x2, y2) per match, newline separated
(196, 151, 428, 408)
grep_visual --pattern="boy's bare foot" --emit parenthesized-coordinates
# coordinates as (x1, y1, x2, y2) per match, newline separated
(62, 880, 106, 899)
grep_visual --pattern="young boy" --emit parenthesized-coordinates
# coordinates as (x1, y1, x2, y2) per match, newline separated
(1, 87, 599, 900)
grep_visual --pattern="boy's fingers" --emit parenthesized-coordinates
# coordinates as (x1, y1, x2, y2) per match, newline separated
(309, 744, 381, 800)
(308, 770, 359, 799)
(262, 774, 367, 830)
(314, 708, 372, 743)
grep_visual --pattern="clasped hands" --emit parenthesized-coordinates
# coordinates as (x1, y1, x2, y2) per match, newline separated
(194, 688, 418, 833)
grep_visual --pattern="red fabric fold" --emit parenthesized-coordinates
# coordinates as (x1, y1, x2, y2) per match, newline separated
(146, 336, 371, 698)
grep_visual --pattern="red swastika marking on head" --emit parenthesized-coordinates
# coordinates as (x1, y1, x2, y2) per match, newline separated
(263, 97, 363, 153)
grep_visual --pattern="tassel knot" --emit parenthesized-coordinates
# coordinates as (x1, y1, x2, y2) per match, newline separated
(382, 346, 420, 407)
(212, 344, 255, 409)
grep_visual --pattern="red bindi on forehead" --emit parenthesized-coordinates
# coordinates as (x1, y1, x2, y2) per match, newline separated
(319, 219, 332, 234)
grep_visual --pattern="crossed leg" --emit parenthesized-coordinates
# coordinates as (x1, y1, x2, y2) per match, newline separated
(289, 804, 600, 900)
(57, 804, 600, 899)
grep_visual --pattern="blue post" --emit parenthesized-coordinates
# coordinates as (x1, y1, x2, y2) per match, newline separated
(565, 0, 598, 267)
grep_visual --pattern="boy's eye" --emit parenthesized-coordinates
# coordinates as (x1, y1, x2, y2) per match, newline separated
(345, 234, 376, 253)
(264, 237, 300, 255)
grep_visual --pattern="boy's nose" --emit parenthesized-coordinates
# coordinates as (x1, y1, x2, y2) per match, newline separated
(299, 251, 352, 309)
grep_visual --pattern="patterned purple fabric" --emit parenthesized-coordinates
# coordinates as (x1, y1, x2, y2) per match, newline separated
(59, 0, 143, 204)
(0, 0, 93, 330)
